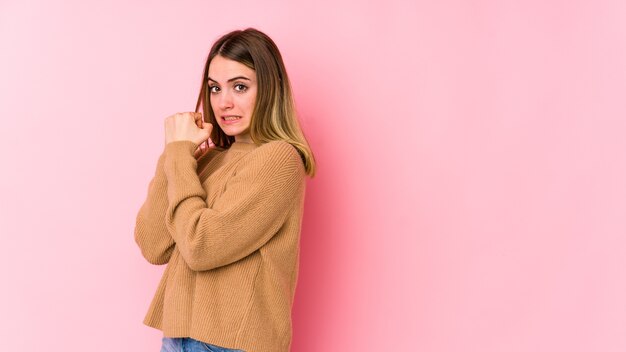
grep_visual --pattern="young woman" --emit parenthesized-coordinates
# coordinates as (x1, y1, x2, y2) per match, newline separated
(134, 28, 316, 352)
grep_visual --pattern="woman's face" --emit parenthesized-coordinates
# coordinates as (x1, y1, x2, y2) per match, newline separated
(208, 55, 257, 143)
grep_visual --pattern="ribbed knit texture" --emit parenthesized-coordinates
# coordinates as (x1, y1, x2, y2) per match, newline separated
(134, 139, 306, 352)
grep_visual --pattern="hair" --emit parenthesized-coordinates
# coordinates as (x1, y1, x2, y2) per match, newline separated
(194, 28, 316, 177)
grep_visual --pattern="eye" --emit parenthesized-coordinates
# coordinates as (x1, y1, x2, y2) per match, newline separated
(209, 85, 220, 94)
(234, 83, 248, 92)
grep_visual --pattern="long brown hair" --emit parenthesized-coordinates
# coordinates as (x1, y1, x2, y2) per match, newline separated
(194, 28, 316, 177)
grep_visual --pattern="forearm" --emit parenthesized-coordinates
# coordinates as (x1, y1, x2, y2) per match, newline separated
(162, 140, 304, 271)
(134, 150, 175, 265)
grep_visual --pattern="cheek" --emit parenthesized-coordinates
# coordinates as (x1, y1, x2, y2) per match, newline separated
(236, 95, 256, 116)
(245, 93, 257, 115)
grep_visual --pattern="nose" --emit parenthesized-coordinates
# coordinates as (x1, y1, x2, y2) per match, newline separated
(217, 90, 234, 110)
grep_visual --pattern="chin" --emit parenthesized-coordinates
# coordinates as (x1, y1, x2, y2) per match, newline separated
(221, 126, 250, 137)
(221, 129, 242, 137)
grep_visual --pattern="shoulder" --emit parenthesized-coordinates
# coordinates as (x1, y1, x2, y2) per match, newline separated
(239, 141, 305, 177)
(259, 140, 298, 155)
(257, 141, 303, 168)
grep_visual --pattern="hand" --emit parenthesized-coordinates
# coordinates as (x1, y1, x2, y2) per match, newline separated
(192, 114, 211, 158)
(164, 112, 213, 146)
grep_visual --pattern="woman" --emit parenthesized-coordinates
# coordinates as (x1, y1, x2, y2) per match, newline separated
(134, 28, 316, 352)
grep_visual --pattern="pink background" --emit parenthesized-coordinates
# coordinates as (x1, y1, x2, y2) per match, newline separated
(1, 0, 626, 351)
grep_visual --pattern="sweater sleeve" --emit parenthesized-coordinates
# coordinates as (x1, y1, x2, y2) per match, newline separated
(163, 140, 305, 271)
(134, 148, 176, 265)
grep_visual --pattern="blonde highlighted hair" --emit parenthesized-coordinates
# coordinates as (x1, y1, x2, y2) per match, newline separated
(194, 28, 316, 177)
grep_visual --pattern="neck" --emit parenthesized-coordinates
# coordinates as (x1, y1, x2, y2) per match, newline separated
(235, 133, 253, 144)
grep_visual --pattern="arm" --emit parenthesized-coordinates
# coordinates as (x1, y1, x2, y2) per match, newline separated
(163, 140, 305, 271)
(134, 148, 176, 265)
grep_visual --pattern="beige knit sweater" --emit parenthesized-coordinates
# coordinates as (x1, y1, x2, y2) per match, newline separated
(134, 139, 306, 352)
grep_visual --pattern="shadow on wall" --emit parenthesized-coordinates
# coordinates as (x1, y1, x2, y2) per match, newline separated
(289, 59, 347, 351)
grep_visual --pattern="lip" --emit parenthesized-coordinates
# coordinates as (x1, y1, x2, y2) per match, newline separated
(221, 115, 242, 125)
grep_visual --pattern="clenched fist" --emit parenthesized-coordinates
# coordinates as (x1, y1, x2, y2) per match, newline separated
(164, 112, 213, 147)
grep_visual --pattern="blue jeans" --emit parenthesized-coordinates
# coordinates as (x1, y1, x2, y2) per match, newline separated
(160, 337, 245, 352)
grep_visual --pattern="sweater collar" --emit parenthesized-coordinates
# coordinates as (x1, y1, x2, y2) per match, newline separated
(228, 141, 259, 153)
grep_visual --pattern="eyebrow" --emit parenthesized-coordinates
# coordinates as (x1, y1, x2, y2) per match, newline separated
(207, 76, 251, 83)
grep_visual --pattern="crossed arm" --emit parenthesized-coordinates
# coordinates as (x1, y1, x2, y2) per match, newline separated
(134, 140, 305, 271)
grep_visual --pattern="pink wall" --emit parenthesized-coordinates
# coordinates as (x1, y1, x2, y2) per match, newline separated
(1, 0, 625, 351)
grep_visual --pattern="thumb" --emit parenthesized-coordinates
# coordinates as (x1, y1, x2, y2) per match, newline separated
(202, 122, 213, 133)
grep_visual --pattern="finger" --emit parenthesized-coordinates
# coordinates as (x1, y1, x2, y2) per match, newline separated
(202, 123, 213, 135)
(182, 112, 196, 125)
(178, 112, 192, 120)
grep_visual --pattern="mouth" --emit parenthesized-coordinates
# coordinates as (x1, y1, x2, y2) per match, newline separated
(222, 115, 242, 121)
